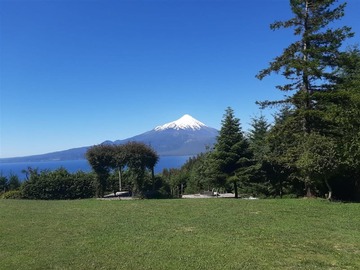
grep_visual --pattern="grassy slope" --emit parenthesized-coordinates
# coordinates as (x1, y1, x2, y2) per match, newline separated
(1, 199, 359, 270)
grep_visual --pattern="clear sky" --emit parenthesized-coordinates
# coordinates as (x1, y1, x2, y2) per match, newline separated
(1, 0, 359, 158)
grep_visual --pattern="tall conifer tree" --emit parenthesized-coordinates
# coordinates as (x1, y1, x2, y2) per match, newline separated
(256, 0, 353, 196)
(211, 107, 252, 198)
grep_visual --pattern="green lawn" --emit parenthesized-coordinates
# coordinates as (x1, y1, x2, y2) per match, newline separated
(1, 198, 359, 270)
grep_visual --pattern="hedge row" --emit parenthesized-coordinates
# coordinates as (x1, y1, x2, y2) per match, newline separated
(21, 168, 96, 200)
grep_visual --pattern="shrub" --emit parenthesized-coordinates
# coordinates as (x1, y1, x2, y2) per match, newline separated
(21, 168, 96, 200)
(2, 190, 22, 199)
(0, 174, 21, 194)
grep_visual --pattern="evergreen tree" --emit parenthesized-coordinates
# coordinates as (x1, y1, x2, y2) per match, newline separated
(211, 107, 252, 198)
(247, 115, 271, 196)
(256, 0, 353, 196)
(248, 114, 270, 161)
(332, 47, 360, 200)
(266, 107, 300, 197)
(185, 153, 213, 194)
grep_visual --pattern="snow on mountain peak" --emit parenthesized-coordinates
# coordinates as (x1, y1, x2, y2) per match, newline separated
(154, 114, 207, 131)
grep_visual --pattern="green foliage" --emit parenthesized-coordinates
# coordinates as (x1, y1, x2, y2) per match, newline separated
(257, 0, 353, 95)
(1, 190, 22, 199)
(0, 175, 8, 193)
(248, 114, 270, 161)
(122, 142, 159, 196)
(0, 174, 21, 194)
(331, 47, 360, 200)
(211, 107, 253, 197)
(296, 133, 339, 197)
(86, 144, 114, 197)
(182, 153, 213, 194)
(256, 0, 356, 199)
(161, 168, 186, 197)
(86, 142, 159, 197)
(8, 174, 21, 190)
(21, 168, 95, 200)
(264, 108, 303, 197)
(246, 115, 272, 196)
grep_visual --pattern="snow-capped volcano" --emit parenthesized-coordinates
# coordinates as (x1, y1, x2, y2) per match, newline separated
(154, 114, 206, 131)
(1, 114, 218, 162)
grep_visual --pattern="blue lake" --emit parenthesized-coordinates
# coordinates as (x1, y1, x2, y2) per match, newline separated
(0, 156, 191, 180)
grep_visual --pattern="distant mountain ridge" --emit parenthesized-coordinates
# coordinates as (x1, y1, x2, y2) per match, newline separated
(0, 115, 218, 163)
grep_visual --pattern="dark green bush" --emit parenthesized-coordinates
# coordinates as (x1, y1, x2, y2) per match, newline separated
(21, 168, 96, 200)
(0, 174, 21, 194)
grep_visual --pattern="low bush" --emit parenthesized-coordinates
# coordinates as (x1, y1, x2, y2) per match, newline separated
(21, 168, 96, 200)
(1, 190, 22, 199)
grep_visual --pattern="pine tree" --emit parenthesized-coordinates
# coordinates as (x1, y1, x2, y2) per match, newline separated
(248, 115, 270, 161)
(247, 115, 271, 196)
(257, 0, 353, 108)
(211, 107, 252, 198)
(333, 47, 360, 200)
(256, 0, 353, 196)
(266, 107, 300, 197)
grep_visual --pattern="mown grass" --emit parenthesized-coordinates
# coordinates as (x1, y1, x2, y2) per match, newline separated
(1, 198, 359, 269)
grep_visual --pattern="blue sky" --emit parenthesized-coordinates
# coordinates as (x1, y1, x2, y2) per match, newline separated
(1, 0, 359, 158)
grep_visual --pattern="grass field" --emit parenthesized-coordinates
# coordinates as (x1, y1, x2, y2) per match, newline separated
(1, 198, 359, 270)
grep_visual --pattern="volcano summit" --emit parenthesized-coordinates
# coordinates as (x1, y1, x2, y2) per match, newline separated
(0, 115, 218, 162)
(114, 114, 218, 156)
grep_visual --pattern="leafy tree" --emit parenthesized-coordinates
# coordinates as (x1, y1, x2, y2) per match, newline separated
(110, 144, 127, 192)
(296, 133, 339, 199)
(86, 144, 114, 197)
(121, 142, 159, 196)
(256, 0, 353, 196)
(86, 142, 159, 197)
(211, 107, 253, 198)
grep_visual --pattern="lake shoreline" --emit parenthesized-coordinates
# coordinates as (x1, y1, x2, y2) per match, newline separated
(0, 155, 191, 180)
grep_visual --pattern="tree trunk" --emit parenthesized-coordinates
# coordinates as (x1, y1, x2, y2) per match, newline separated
(234, 181, 238, 198)
(118, 167, 122, 192)
(302, 0, 312, 135)
(325, 178, 332, 201)
(355, 177, 360, 201)
(152, 167, 155, 191)
(306, 186, 313, 197)
(305, 175, 314, 197)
